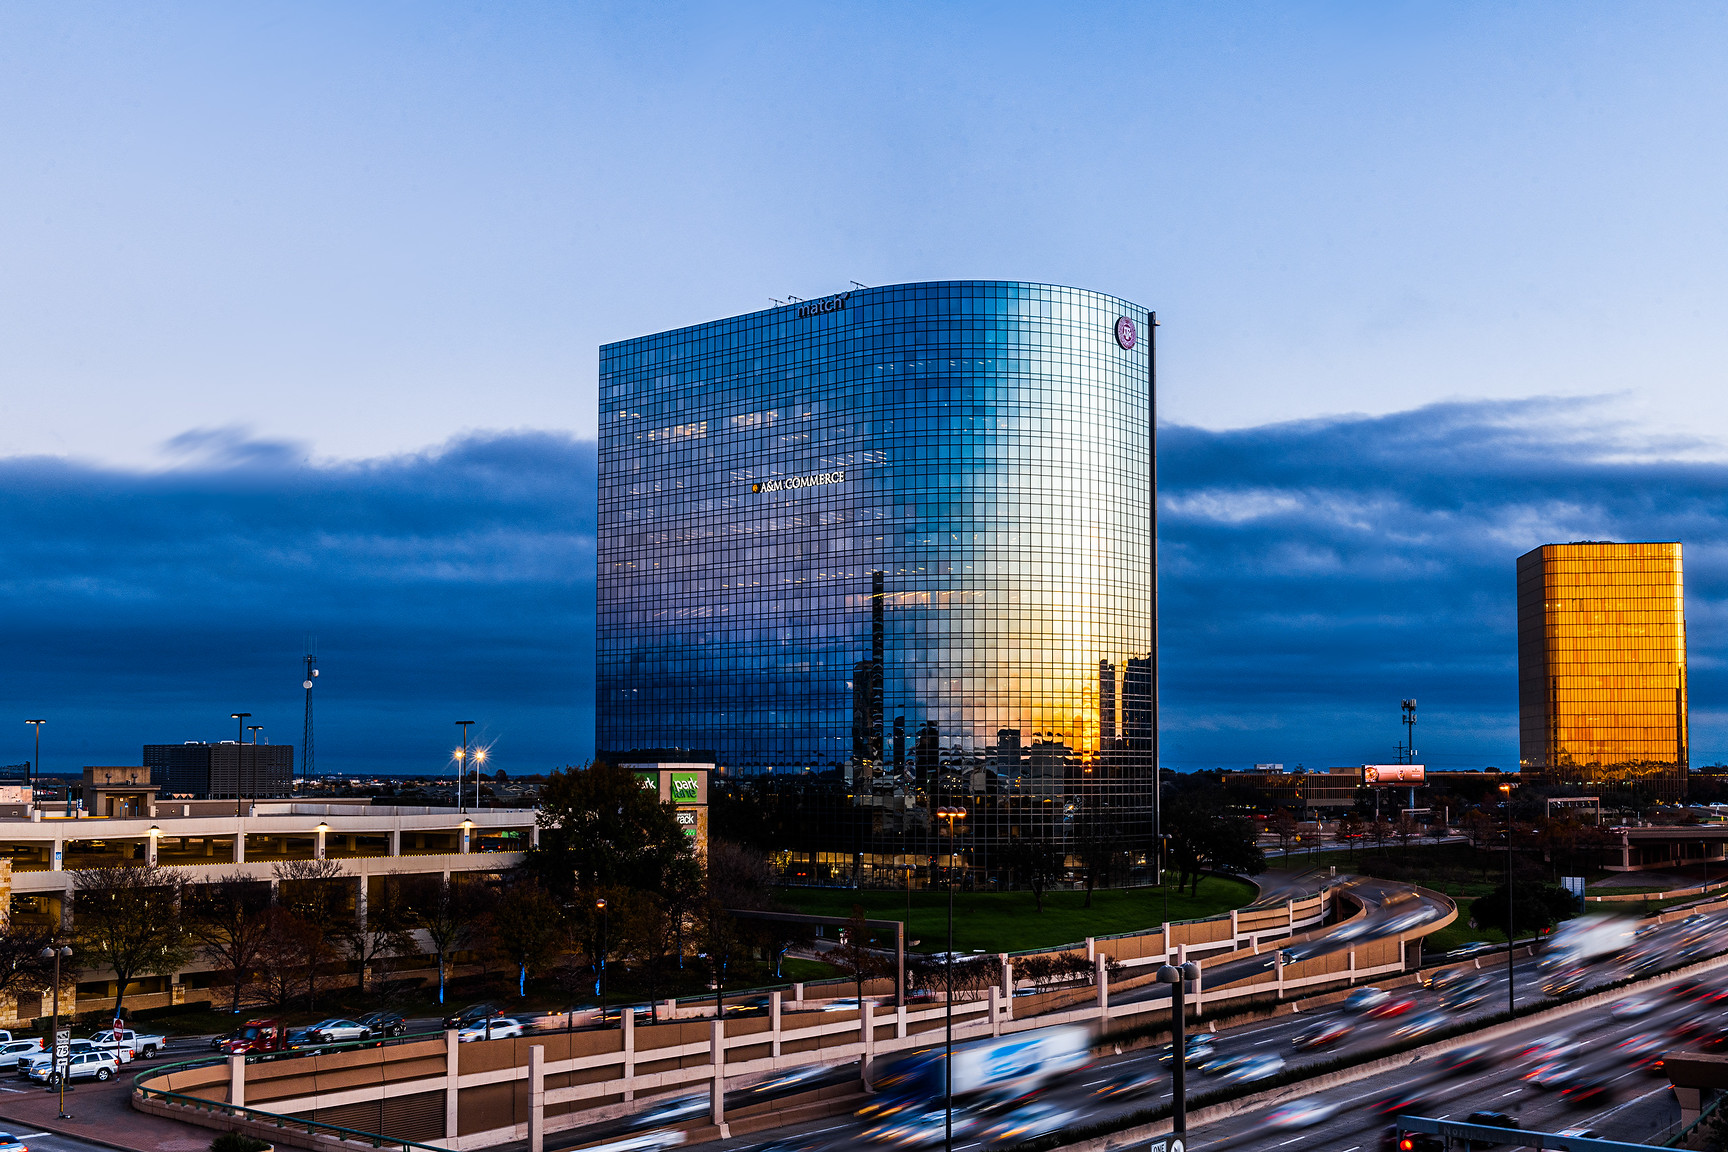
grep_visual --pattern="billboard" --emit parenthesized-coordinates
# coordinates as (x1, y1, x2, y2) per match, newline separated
(1363, 764, 1425, 786)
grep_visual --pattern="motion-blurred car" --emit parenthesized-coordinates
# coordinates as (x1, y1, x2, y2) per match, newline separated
(1436, 1044, 1495, 1074)
(1443, 977, 1492, 1010)
(749, 1065, 830, 1096)
(1611, 994, 1658, 1019)
(1292, 1019, 1353, 1050)
(442, 1002, 499, 1030)
(1156, 1038, 1215, 1067)
(1515, 1034, 1578, 1062)
(1367, 998, 1417, 1020)
(1445, 941, 1496, 960)
(1345, 987, 1392, 1013)
(1541, 969, 1586, 997)
(625, 1092, 708, 1131)
(1616, 1032, 1663, 1057)
(0, 1132, 31, 1152)
(1371, 1090, 1433, 1118)
(1523, 1060, 1579, 1088)
(1559, 1074, 1614, 1106)
(978, 1102, 1076, 1144)
(1198, 1052, 1251, 1077)
(1220, 1054, 1284, 1083)
(863, 1108, 978, 1146)
(1266, 1099, 1338, 1128)
(1393, 1012, 1449, 1040)
(456, 1017, 523, 1042)
(1092, 1068, 1161, 1099)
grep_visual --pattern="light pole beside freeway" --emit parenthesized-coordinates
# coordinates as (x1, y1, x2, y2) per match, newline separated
(1156, 958, 1202, 1144)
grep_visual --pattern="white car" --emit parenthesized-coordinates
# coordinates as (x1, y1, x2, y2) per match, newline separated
(456, 1017, 524, 1042)
(0, 1040, 42, 1070)
(29, 1049, 118, 1085)
(19, 1041, 94, 1078)
(308, 1019, 372, 1043)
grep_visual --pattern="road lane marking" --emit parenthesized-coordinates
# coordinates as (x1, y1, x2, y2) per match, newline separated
(1277, 1137, 1306, 1145)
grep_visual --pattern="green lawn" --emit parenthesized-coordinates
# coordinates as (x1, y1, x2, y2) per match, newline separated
(775, 877, 1256, 954)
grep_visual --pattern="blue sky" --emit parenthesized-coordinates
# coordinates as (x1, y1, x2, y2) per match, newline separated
(2, 4, 1727, 773)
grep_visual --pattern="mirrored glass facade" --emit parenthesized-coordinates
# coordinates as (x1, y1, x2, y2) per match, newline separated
(597, 281, 1154, 884)
(1517, 541, 1688, 801)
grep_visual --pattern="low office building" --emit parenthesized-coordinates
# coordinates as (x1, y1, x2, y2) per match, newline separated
(145, 742, 295, 799)
(0, 796, 535, 1024)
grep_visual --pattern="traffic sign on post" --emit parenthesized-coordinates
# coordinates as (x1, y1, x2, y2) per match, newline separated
(53, 1028, 69, 1073)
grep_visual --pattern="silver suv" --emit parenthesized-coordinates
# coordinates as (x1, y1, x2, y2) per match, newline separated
(29, 1049, 117, 1085)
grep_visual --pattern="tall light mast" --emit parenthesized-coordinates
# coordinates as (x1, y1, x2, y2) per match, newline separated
(302, 645, 319, 786)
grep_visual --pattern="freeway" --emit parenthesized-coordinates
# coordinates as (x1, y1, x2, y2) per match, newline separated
(1115, 876, 1452, 1007)
(666, 898, 1728, 1152)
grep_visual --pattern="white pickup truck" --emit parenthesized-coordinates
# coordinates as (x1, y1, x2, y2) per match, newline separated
(89, 1028, 167, 1061)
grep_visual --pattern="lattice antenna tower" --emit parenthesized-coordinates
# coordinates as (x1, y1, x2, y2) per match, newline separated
(302, 638, 319, 785)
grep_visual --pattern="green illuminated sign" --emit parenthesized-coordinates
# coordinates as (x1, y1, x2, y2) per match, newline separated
(670, 772, 700, 802)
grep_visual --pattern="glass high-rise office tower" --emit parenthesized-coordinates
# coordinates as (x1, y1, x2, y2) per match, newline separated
(1517, 541, 1688, 801)
(597, 281, 1154, 885)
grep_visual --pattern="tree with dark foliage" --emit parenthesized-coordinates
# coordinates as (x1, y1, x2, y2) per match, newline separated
(526, 762, 695, 897)
(1163, 774, 1265, 895)
(1005, 834, 1062, 912)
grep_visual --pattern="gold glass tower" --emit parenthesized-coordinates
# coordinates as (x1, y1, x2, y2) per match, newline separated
(1517, 541, 1688, 801)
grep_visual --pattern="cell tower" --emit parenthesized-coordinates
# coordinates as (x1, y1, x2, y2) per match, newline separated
(301, 641, 319, 785)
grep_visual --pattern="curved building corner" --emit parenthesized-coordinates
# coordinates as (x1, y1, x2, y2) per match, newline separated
(597, 280, 1155, 885)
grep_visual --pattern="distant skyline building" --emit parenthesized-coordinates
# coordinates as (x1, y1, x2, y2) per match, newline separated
(596, 281, 1155, 883)
(1517, 541, 1688, 801)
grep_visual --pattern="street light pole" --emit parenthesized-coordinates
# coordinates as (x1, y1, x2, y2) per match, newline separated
(39, 941, 72, 1118)
(230, 713, 250, 818)
(1157, 958, 1201, 1140)
(596, 897, 609, 1024)
(935, 804, 966, 1152)
(26, 720, 43, 798)
(455, 721, 475, 814)
(473, 747, 488, 810)
(247, 725, 262, 802)
(1501, 783, 1515, 1014)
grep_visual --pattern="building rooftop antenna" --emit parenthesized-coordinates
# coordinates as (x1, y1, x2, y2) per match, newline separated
(787, 295, 804, 302)
(850, 281, 870, 289)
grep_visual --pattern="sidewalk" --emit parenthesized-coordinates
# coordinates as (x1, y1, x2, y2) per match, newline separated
(0, 1075, 211, 1152)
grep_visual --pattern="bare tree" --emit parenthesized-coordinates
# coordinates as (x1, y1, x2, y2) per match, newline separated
(492, 879, 563, 999)
(70, 865, 189, 1019)
(834, 906, 885, 1004)
(407, 875, 482, 1005)
(272, 860, 345, 1011)
(336, 876, 415, 997)
(251, 905, 323, 1010)
(183, 874, 273, 1014)
(1268, 809, 1299, 859)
